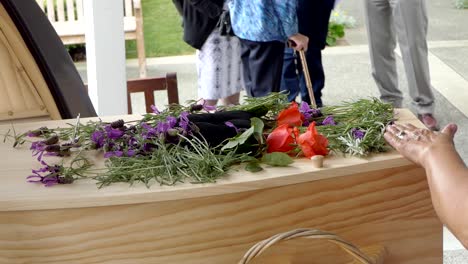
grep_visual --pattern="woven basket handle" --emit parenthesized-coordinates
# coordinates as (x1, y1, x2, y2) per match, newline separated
(239, 228, 386, 264)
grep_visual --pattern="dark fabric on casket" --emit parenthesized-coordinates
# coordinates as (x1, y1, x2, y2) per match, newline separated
(1, 0, 97, 118)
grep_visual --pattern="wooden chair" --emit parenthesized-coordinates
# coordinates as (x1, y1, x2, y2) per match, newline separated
(127, 72, 180, 114)
(85, 73, 179, 115)
(35, 0, 147, 77)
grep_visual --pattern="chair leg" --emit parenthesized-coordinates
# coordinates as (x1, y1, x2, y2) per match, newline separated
(166, 72, 179, 104)
(127, 93, 133, 114)
(134, 3, 147, 78)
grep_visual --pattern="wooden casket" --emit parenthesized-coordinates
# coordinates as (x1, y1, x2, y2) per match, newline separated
(0, 0, 442, 262)
(0, 0, 95, 123)
(0, 109, 442, 263)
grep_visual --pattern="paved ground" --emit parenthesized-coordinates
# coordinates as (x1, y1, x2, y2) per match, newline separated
(75, 1, 468, 261)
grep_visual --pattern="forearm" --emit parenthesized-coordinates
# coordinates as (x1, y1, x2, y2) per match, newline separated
(424, 145, 468, 248)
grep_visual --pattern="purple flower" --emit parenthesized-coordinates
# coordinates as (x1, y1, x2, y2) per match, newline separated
(311, 108, 322, 118)
(166, 116, 178, 127)
(179, 111, 190, 132)
(202, 100, 217, 112)
(299, 102, 312, 126)
(91, 131, 105, 148)
(151, 105, 160, 114)
(30, 136, 64, 160)
(126, 149, 136, 157)
(143, 143, 156, 152)
(141, 122, 158, 139)
(26, 127, 49, 137)
(27, 161, 65, 187)
(351, 128, 366, 140)
(156, 116, 178, 135)
(322, 116, 336, 126)
(42, 176, 59, 187)
(30, 141, 46, 161)
(156, 122, 170, 134)
(299, 102, 322, 126)
(104, 150, 124, 158)
(225, 121, 240, 133)
(300, 101, 311, 115)
(128, 137, 138, 147)
(105, 125, 124, 139)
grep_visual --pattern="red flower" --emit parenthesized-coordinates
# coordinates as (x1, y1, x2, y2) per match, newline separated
(266, 124, 299, 153)
(277, 102, 304, 127)
(297, 122, 329, 158)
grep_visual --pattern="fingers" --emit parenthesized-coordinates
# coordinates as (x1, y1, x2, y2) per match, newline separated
(384, 125, 403, 148)
(441, 123, 458, 138)
(291, 42, 307, 51)
(385, 123, 425, 145)
(386, 122, 459, 146)
(384, 130, 400, 148)
(399, 123, 418, 131)
(288, 34, 309, 52)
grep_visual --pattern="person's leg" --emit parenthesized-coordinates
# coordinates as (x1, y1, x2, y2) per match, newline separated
(393, 0, 437, 130)
(297, 0, 334, 107)
(393, 0, 434, 114)
(364, 0, 402, 107)
(240, 39, 285, 97)
(300, 48, 324, 107)
(240, 39, 254, 97)
(203, 99, 219, 106)
(280, 47, 301, 102)
(221, 92, 240, 106)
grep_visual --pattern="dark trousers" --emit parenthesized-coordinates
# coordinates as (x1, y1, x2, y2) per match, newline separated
(281, 48, 325, 106)
(280, 0, 335, 107)
(240, 39, 285, 97)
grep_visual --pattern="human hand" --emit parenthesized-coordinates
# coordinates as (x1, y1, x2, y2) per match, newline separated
(384, 123, 458, 167)
(288, 33, 309, 51)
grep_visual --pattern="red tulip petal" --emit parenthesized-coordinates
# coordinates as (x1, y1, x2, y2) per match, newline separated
(277, 102, 303, 127)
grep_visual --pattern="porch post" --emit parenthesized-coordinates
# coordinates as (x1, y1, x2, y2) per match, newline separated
(83, 0, 127, 116)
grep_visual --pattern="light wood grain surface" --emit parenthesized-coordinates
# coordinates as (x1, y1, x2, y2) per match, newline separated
(0, 109, 418, 212)
(0, 4, 61, 121)
(0, 109, 442, 263)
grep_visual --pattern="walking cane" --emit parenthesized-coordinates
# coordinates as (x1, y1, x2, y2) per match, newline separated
(297, 50, 317, 109)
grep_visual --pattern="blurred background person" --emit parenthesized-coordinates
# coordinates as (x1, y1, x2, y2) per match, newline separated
(173, 0, 243, 106)
(364, 0, 439, 130)
(229, 0, 309, 98)
(280, 0, 336, 108)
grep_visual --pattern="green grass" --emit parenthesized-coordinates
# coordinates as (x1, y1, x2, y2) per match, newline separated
(126, 0, 195, 58)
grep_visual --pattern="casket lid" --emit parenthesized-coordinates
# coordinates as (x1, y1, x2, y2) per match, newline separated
(0, 0, 96, 122)
(0, 109, 422, 212)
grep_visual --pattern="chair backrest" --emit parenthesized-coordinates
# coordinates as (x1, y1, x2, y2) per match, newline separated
(84, 72, 180, 114)
(126, 72, 179, 114)
(36, 0, 135, 23)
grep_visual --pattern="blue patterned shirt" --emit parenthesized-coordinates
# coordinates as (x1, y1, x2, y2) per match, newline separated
(229, 0, 298, 42)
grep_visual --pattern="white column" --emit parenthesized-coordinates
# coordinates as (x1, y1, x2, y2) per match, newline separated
(83, 0, 127, 116)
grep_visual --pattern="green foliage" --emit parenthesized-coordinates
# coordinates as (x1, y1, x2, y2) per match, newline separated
(245, 161, 263, 172)
(97, 135, 249, 187)
(126, 0, 194, 58)
(221, 117, 264, 152)
(454, 0, 468, 9)
(261, 152, 294, 167)
(5, 94, 396, 188)
(317, 98, 395, 156)
(326, 22, 346, 46)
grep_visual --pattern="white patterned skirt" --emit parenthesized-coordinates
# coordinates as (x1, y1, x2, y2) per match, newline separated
(196, 30, 244, 100)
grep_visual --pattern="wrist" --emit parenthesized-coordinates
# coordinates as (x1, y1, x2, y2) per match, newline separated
(421, 143, 457, 169)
